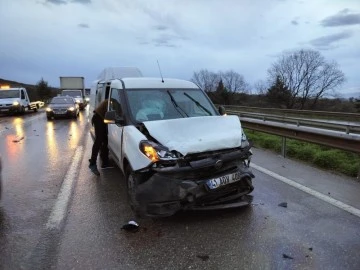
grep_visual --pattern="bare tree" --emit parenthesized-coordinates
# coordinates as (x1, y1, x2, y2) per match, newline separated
(268, 49, 345, 109)
(190, 69, 220, 92)
(220, 70, 249, 93)
(253, 79, 269, 95)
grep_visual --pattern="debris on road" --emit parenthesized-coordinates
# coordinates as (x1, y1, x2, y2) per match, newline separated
(197, 255, 210, 261)
(121, 220, 140, 233)
(278, 202, 288, 208)
(282, 253, 294, 259)
(12, 136, 24, 143)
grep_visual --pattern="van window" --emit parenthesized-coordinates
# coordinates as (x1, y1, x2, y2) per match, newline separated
(126, 88, 217, 122)
(109, 88, 122, 118)
(21, 90, 25, 99)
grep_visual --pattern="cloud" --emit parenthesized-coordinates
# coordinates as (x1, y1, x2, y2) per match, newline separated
(78, 23, 89, 28)
(71, 0, 91, 4)
(309, 31, 353, 49)
(154, 25, 168, 31)
(152, 34, 180, 47)
(291, 20, 298, 26)
(46, 0, 67, 4)
(321, 9, 360, 27)
(45, 0, 91, 5)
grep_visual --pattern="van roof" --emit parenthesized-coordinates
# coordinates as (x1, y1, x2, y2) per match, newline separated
(111, 77, 199, 89)
(97, 67, 143, 81)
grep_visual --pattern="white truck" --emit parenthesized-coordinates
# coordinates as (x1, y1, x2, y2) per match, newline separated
(0, 85, 44, 114)
(59, 76, 87, 110)
(92, 75, 255, 218)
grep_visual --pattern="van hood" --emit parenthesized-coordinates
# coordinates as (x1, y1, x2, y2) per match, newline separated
(142, 115, 242, 156)
(0, 98, 19, 104)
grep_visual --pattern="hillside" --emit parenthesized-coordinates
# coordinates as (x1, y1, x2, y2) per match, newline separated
(0, 78, 60, 101)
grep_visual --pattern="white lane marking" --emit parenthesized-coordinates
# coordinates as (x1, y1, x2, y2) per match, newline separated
(46, 146, 83, 229)
(251, 163, 360, 218)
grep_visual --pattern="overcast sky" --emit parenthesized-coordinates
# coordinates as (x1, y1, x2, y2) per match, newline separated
(0, 0, 359, 94)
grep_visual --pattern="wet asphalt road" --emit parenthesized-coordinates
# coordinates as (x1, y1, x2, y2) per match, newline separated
(0, 108, 360, 270)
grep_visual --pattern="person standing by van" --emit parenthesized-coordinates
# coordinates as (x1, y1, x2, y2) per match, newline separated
(89, 99, 112, 175)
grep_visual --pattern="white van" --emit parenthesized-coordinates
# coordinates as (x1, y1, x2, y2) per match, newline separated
(96, 77, 254, 217)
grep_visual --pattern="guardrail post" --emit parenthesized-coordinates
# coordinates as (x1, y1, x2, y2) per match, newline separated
(346, 126, 350, 134)
(281, 137, 287, 158)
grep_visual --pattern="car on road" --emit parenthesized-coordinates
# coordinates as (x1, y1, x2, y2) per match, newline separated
(92, 77, 255, 217)
(60, 90, 87, 110)
(46, 96, 79, 120)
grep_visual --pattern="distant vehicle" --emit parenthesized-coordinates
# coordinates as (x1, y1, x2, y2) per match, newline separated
(60, 90, 86, 110)
(84, 88, 91, 103)
(0, 85, 44, 115)
(59, 77, 87, 110)
(46, 96, 79, 120)
(93, 76, 254, 218)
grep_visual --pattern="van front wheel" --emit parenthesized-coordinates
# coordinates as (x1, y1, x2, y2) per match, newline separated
(125, 166, 142, 217)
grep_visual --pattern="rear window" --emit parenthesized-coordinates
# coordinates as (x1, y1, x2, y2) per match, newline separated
(61, 90, 82, 97)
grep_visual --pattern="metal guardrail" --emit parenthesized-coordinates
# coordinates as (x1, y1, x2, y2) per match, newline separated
(227, 111, 360, 135)
(223, 107, 360, 154)
(222, 105, 360, 121)
(240, 118, 360, 154)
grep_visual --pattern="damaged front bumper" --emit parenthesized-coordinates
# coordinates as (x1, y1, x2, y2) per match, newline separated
(135, 160, 254, 217)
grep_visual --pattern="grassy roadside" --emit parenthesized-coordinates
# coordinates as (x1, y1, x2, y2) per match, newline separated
(245, 129, 360, 178)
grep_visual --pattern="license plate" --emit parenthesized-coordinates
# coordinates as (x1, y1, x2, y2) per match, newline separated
(206, 171, 243, 190)
(54, 111, 66, 115)
(0, 108, 9, 112)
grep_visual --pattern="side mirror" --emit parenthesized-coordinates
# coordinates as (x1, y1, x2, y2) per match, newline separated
(218, 106, 226, 116)
(104, 111, 125, 125)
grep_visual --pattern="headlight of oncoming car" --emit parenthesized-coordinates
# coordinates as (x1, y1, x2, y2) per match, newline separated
(140, 140, 179, 162)
(68, 106, 75, 111)
(46, 107, 52, 112)
(13, 101, 20, 106)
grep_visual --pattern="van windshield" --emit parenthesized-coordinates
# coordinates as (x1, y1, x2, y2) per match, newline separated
(0, 90, 20, 99)
(126, 88, 218, 122)
(61, 90, 82, 98)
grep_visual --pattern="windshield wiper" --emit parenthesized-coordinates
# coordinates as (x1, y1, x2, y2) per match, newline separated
(167, 90, 188, 117)
(183, 92, 212, 116)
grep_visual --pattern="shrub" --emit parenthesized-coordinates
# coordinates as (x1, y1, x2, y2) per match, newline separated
(313, 150, 340, 170)
(245, 130, 360, 178)
(293, 145, 317, 162)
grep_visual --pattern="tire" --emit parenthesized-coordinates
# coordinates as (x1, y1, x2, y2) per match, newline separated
(47, 116, 52, 121)
(125, 166, 142, 217)
(19, 106, 25, 115)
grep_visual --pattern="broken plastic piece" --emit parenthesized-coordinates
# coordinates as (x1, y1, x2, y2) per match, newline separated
(121, 220, 139, 233)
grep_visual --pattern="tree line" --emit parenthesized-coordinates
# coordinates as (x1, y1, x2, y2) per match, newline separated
(191, 48, 359, 112)
(17, 48, 360, 112)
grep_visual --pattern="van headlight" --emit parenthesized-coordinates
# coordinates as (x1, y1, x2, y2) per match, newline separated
(140, 141, 179, 162)
(240, 128, 250, 148)
(68, 106, 75, 111)
(13, 101, 20, 106)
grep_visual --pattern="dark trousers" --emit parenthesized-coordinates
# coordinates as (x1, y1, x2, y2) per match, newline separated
(90, 113, 109, 165)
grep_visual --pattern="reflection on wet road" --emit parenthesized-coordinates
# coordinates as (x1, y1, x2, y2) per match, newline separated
(0, 109, 360, 269)
(0, 110, 89, 269)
